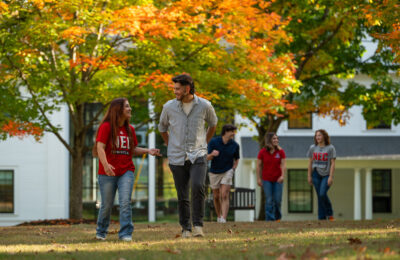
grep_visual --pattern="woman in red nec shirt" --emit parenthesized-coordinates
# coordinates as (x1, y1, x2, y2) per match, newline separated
(256, 133, 286, 222)
(93, 98, 160, 242)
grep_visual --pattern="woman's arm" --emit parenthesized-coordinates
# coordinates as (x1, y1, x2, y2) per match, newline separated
(97, 142, 115, 176)
(277, 159, 286, 183)
(307, 158, 313, 185)
(133, 147, 161, 156)
(256, 159, 263, 187)
(328, 158, 336, 186)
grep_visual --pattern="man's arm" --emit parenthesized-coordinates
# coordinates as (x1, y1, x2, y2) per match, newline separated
(160, 132, 169, 146)
(206, 126, 216, 144)
(233, 159, 239, 170)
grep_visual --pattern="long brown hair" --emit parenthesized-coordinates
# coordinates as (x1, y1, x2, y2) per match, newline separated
(264, 132, 281, 152)
(92, 98, 134, 157)
(314, 129, 330, 145)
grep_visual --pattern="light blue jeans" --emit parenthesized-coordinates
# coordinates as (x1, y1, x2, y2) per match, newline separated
(96, 171, 134, 239)
(262, 180, 283, 221)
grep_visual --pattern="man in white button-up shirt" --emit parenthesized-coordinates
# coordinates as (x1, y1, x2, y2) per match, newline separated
(159, 74, 218, 238)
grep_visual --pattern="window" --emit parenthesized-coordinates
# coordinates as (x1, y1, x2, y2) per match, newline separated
(0, 170, 14, 213)
(372, 169, 391, 213)
(288, 113, 312, 129)
(288, 169, 313, 213)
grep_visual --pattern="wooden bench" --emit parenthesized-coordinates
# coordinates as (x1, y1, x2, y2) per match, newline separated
(207, 187, 256, 220)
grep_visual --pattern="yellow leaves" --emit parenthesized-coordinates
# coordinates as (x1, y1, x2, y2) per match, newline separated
(69, 53, 125, 72)
(0, 2, 8, 14)
(29, 0, 57, 10)
(61, 26, 89, 45)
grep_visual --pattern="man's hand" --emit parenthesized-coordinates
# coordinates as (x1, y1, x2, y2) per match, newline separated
(211, 150, 219, 157)
(277, 176, 284, 183)
(149, 148, 161, 156)
(257, 178, 262, 187)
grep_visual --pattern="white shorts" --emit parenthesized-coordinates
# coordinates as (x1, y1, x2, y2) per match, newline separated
(208, 169, 234, 190)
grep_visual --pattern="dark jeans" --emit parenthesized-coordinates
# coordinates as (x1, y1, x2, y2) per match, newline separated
(312, 169, 333, 220)
(169, 156, 207, 231)
(262, 180, 283, 221)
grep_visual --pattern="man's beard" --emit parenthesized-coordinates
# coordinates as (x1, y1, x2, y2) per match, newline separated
(177, 92, 189, 101)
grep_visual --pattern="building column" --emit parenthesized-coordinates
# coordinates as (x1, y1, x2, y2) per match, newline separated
(148, 100, 156, 222)
(354, 168, 362, 220)
(365, 168, 373, 220)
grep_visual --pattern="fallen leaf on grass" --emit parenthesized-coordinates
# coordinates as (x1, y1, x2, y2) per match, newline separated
(175, 234, 181, 238)
(382, 247, 397, 256)
(279, 244, 294, 249)
(142, 242, 149, 246)
(348, 237, 362, 245)
(240, 247, 248, 253)
(227, 229, 233, 234)
(276, 252, 296, 260)
(165, 248, 181, 254)
(354, 246, 367, 253)
(209, 239, 216, 243)
(320, 247, 338, 256)
(108, 229, 118, 234)
(264, 251, 276, 256)
(300, 247, 318, 260)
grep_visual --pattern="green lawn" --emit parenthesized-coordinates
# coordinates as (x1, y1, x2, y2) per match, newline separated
(0, 219, 399, 259)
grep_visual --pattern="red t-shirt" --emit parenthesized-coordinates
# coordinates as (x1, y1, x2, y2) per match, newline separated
(257, 148, 286, 182)
(96, 122, 138, 176)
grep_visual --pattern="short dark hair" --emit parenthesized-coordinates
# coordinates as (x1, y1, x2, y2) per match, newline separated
(172, 74, 195, 94)
(221, 124, 237, 136)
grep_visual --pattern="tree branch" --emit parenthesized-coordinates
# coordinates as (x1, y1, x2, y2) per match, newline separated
(295, 19, 344, 79)
(5, 56, 74, 155)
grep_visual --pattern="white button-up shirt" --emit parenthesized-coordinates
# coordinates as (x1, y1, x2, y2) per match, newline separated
(158, 95, 218, 165)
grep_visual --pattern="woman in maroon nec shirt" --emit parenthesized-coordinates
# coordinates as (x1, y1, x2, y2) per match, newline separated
(256, 132, 286, 222)
(92, 98, 160, 242)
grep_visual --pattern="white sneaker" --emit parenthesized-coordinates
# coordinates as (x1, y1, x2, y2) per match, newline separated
(120, 236, 132, 242)
(96, 235, 106, 241)
(217, 217, 221, 223)
(219, 217, 226, 223)
(192, 226, 204, 237)
(182, 230, 192, 238)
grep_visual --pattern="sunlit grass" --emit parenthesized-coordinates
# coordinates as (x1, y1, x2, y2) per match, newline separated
(0, 220, 399, 259)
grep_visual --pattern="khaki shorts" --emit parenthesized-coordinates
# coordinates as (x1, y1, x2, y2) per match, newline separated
(208, 169, 234, 189)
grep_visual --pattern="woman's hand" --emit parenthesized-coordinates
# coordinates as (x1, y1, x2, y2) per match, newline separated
(307, 175, 312, 186)
(104, 163, 116, 176)
(277, 176, 284, 183)
(148, 148, 161, 156)
(327, 176, 333, 186)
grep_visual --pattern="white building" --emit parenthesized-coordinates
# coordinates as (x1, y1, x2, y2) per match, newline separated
(234, 77, 400, 221)
(0, 106, 70, 226)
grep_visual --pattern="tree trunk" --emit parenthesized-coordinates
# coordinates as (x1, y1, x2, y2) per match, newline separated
(255, 116, 283, 221)
(70, 151, 84, 219)
(69, 103, 86, 220)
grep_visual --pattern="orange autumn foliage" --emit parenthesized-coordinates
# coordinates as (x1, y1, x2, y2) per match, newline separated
(1, 121, 43, 141)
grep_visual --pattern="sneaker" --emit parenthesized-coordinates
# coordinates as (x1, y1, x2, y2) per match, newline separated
(182, 230, 192, 238)
(120, 236, 132, 242)
(217, 217, 221, 223)
(328, 216, 335, 221)
(192, 226, 204, 237)
(95, 235, 106, 241)
(219, 217, 226, 223)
